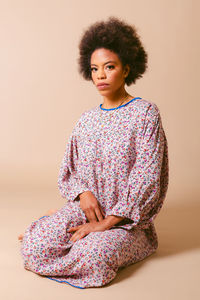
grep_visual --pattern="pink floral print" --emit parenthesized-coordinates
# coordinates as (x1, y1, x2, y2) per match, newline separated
(20, 97, 169, 288)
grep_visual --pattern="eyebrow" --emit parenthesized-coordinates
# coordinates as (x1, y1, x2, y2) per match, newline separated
(90, 60, 116, 66)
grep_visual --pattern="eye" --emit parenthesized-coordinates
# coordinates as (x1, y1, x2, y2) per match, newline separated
(90, 65, 115, 72)
(90, 67, 97, 72)
(106, 65, 114, 70)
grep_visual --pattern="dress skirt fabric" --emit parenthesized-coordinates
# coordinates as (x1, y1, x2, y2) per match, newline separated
(21, 201, 158, 289)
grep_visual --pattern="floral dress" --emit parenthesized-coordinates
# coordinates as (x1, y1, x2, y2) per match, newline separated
(20, 97, 169, 289)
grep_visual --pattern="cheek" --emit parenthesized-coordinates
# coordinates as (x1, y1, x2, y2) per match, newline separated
(109, 72, 123, 85)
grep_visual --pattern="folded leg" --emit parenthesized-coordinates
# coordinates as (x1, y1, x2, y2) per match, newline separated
(20, 201, 87, 274)
(20, 201, 157, 288)
(47, 225, 157, 288)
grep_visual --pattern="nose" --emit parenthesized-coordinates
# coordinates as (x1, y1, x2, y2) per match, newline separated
(97, 68, 106, 79)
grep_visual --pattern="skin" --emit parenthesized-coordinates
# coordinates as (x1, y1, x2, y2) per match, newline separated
(18, 48, 132, 243)
(90, 47, 133, 108)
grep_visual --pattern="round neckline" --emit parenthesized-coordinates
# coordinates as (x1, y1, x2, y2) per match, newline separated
(99, 97, 142, 111)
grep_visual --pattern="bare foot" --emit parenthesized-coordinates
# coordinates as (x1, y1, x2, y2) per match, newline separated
(18, 208, 58, 242)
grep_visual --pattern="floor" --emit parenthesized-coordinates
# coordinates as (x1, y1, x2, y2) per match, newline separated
(1, 187, 199, 300)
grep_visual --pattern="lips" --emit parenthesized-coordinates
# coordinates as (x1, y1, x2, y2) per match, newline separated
(97, 83, 109, 89)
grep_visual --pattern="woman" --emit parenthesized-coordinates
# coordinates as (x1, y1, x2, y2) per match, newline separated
(18, 16, 169, 289)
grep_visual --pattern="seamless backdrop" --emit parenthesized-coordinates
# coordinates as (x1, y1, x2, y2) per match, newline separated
(0, 1, 199, 300)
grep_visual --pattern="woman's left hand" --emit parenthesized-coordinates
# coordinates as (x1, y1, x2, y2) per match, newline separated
(67, 221, 107, 242)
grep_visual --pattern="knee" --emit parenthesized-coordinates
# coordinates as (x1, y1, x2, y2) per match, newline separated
(21, 235, 44, 270)
(22, 235, 65, 263)
(83, 233, 119, 268)
(77, 236, 119, 286)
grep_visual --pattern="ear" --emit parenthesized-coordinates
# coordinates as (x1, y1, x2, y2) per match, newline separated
(123, 64, 130, 78)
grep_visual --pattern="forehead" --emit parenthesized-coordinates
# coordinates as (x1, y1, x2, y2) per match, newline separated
(90, 48, 120, 64)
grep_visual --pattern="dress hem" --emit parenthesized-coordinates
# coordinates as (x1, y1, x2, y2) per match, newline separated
(46, 276, 86, 289)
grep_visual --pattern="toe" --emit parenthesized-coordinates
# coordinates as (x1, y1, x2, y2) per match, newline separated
(18, 234, 24, 241)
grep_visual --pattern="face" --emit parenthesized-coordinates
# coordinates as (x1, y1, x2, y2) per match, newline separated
(90, 48, 129, 96)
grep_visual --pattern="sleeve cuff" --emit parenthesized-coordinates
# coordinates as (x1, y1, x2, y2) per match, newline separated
(107, 201, 140, 226)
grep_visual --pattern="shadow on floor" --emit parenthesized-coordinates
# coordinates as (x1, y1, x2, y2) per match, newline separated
(103, 199, 200, 287)
(154, 200, 200, 257)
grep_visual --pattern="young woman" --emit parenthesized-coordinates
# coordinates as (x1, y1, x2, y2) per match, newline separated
(18, 16, 169, 289)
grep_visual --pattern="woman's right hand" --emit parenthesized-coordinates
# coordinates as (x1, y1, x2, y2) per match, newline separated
(79, 191, 105, 223)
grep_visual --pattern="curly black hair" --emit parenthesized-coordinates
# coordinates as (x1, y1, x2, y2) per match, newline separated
(77, 16, 148, 86)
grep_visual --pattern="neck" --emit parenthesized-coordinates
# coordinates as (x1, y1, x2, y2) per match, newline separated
(101, 88, 133, 109)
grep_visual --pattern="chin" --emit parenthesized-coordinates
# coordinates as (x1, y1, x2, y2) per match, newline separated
(98, 90, 113, 96)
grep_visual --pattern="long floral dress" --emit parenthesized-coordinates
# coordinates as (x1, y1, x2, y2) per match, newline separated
(20, 97, 169, 288)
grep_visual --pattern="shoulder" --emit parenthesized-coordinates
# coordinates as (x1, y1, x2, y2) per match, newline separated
(133, 98, 160, 116)
(130, 98, 161, 124)
(72, 106, 97, 133)
(126, 98, 163, 134)
(80, 106, 97, 118)
(77, 105, 98, 124)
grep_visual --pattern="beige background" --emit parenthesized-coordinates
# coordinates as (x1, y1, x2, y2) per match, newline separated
(0, 0, 200, 299)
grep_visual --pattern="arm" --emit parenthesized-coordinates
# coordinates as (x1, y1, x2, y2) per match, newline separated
(100, 215, 125, 229)
(107, 103, 169, 228)
(58, 112, 90, 201)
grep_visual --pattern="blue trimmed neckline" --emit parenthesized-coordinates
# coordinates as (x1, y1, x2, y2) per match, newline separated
(99, 97, 142, 111)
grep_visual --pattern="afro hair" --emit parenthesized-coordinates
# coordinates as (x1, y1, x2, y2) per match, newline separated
(77, 16, 148, 86)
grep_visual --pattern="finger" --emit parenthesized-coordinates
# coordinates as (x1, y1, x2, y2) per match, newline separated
(70, 230, 88, 242)
(67, 223, 85, 233)
(95, 207, 104, 222)
(97, 205, 106, 220)
(100, 206, 105, 216)
(85, 209, 98, 223)
(67, 226, 80, 232)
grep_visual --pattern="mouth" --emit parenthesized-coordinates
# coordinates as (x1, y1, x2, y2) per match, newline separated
(97, 84, 109, 90)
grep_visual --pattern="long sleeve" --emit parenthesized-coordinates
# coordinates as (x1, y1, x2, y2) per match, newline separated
(108, 103, 169, 228)
(58, 113, 90, 201)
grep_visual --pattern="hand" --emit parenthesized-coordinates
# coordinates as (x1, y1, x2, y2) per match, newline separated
(79, 191, 105, 223)
(68, 220, 107, 242)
